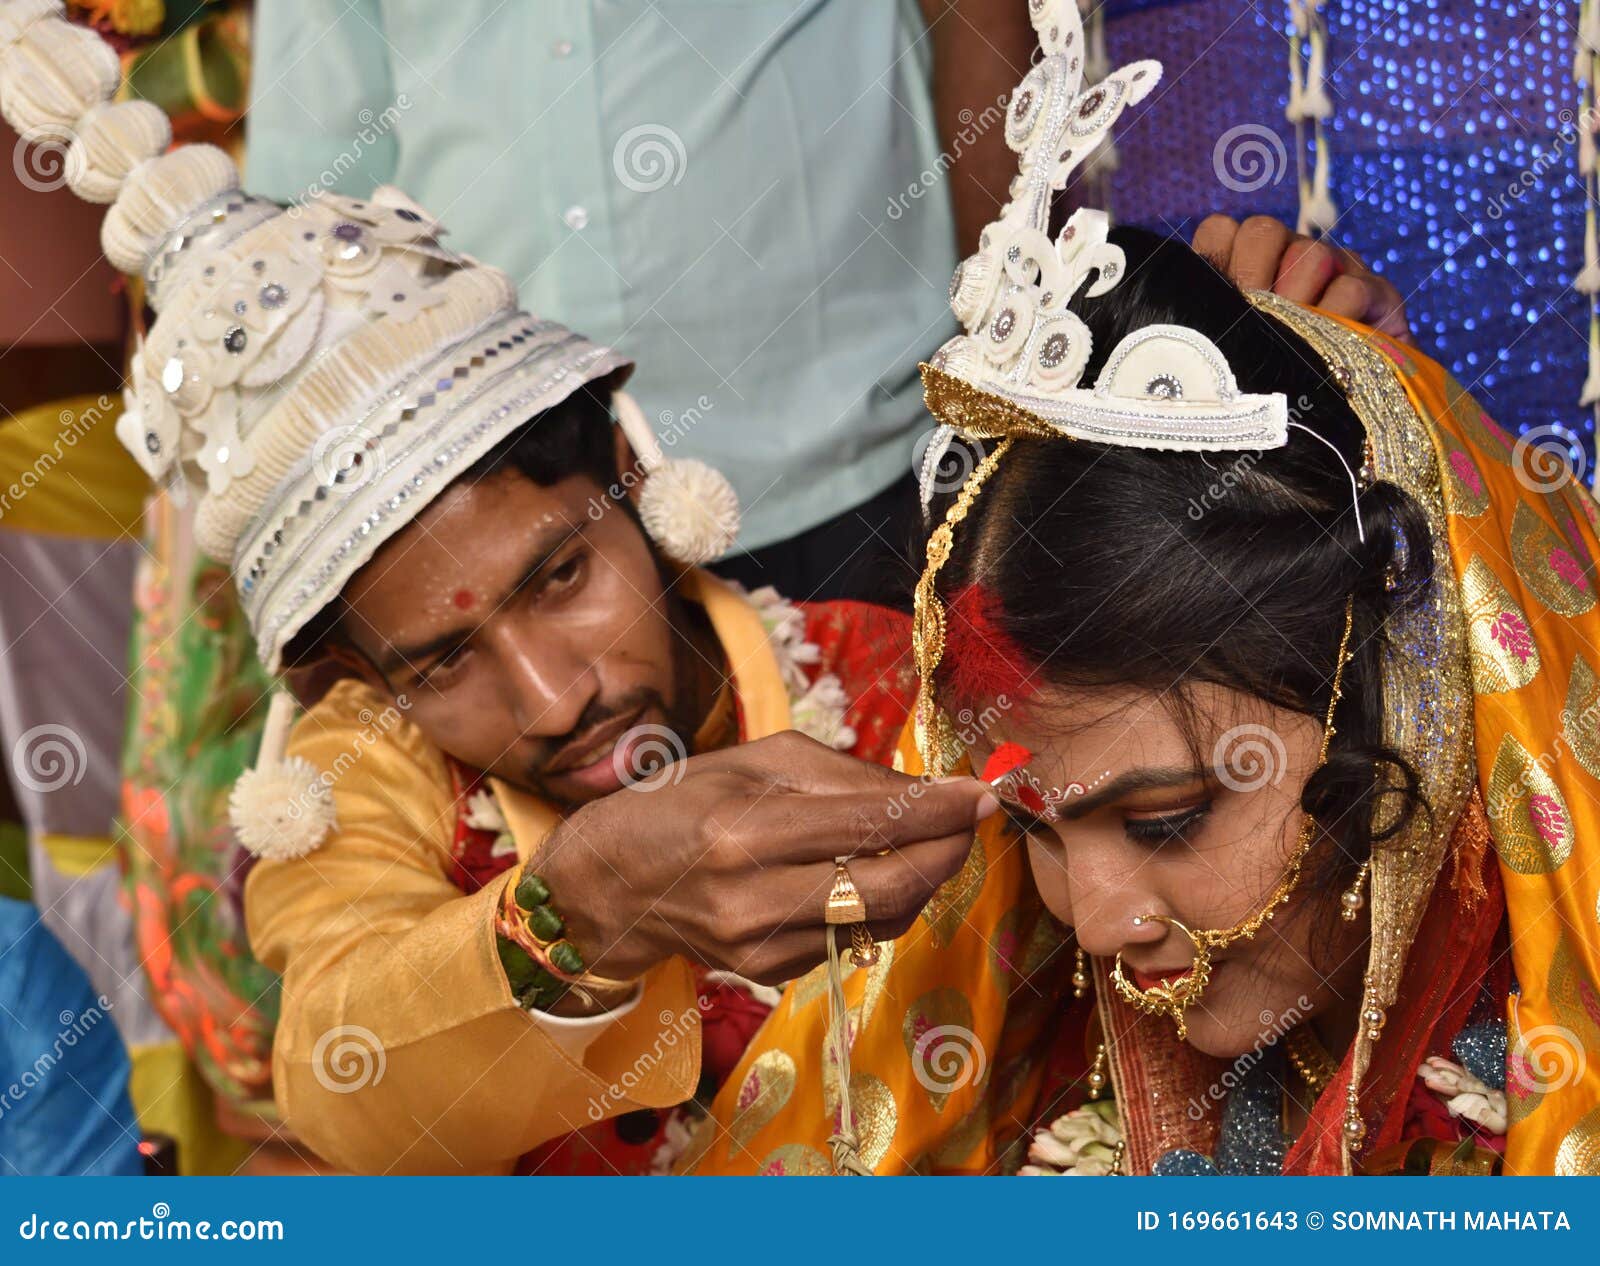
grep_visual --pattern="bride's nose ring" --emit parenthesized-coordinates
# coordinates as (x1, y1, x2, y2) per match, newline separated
(1110, 913, 1214, 1042)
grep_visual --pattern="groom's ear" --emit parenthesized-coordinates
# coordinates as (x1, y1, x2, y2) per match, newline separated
(612, 418, 644, 509)
(283, 620, 392, 711)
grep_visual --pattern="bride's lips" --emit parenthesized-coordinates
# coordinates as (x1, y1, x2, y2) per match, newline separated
(1130, 964, 1197, 991)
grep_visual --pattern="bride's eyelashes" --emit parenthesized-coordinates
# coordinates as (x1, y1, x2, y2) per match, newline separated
(1122, 801, 1211, 845)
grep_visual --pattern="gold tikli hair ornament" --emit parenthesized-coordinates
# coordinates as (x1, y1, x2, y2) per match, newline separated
(1106, 597, 1354, 1044)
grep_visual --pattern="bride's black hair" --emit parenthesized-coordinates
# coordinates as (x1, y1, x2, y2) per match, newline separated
(928, 226, 1431, 938)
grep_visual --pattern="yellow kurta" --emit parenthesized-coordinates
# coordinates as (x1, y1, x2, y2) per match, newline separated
(245, 571, 794, 1174)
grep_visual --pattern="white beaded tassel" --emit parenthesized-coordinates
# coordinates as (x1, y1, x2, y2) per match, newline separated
(1287, 1, 1338, 235)
(228, 691, 337, 861)
(611, 389, 739, 564)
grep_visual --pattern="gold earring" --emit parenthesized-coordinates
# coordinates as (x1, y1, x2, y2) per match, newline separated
(1087, 1042, 1108, 1099)
(1340, 861, 1370, 922)
(1072, 946, 1090, 999)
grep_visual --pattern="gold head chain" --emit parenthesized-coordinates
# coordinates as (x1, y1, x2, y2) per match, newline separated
(912, 436, 1015, 778)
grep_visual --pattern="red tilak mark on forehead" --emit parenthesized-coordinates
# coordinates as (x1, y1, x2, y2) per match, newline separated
(1014, 783, 1048, 816)
(452, 588, 476, 611)
(980, 741, 1033, 786)
(939, 583, 1036, 711)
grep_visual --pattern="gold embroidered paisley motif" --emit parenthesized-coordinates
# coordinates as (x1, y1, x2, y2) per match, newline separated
(1445, 371, 1517, 464)
(1461, 554, 1541, 693)
(820, 942, 898, 1113)
(1562, 481, 1600, 545)
(729, 1049, 796, 1149)
(788, 961, 835, 1013)
(1505, 1002, 1549, 1127)
(755, 1144, 832, 1176)
(1562, 653, 1600, 781)
(1556, 1106, 1600, 1175)
(1511, 501, 1596, 616)
(1436, 427, 1490, 517)
(844, 1072, 898, 1169)
(1552, 485, 1600, 569)
(922, 834, 988, 947)
(1548, 930, 1600, 1052)
(1486, 733, 1574, 874)
(902, 987, 985, 1112)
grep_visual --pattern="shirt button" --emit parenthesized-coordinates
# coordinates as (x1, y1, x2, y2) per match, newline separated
(551, 39, 573, 58)
(563, 205, 589, 231)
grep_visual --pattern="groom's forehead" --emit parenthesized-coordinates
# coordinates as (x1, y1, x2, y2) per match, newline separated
(347, 474, 590, 609)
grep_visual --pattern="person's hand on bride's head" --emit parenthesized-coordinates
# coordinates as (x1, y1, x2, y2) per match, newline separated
(1193, 213, 1412, 345)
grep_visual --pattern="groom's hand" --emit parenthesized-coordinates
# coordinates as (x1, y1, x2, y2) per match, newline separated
(1194, 213, 1412, 344)
(533, 730, 999, 987)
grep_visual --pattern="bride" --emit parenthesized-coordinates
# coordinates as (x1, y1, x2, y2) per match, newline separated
(685, 1, 1598, 1178)
(687, 218, 1598, 1178)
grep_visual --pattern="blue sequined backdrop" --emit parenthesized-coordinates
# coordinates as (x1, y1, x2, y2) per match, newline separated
(1106, 1, 1585, 462)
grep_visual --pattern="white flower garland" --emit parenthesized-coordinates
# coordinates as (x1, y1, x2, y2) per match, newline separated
(1017, 1099, 1123, 1176)
(743, 585, 859, 752)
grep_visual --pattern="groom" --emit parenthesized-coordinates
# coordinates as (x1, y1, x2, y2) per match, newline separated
(250, 381, 997, 1174)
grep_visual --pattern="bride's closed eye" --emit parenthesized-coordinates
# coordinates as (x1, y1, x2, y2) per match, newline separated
(1122, 801, 1211, 845)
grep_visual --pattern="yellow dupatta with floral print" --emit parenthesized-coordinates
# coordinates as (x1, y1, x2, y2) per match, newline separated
(687, 306, 1600, 1177)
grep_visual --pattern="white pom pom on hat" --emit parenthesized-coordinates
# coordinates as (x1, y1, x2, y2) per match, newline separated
(229, 753, 336, 861)
(228, 693, 336, 861)
(611, 389, 739, 564)
(101, 143, 238, 273)
(0, 13, 118, 131)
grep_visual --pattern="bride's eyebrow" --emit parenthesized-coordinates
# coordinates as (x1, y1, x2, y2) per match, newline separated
(1055, 766, 1208, 820)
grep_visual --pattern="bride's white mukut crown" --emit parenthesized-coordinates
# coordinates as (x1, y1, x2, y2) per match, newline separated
(0, 0, 740, 674)
(919, 0, 1289, 493)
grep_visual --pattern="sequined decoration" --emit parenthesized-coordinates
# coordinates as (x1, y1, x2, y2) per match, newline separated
(1452, 1021, 1508, 1091)
(1106, 2, 1590, 472)
(1152, 1046, 1290, 1176)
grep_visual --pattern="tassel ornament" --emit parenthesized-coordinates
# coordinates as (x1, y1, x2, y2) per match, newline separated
(228, 692, 336, 860)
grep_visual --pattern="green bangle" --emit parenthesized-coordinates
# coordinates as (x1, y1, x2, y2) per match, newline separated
(547, 939, 585, 977)
(514, 871, 551, 910)
(517, 972, 569, 1012)
(524, 902, 564, 941)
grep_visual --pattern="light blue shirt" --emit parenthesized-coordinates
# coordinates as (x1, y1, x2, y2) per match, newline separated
(246, 0, 959, 550)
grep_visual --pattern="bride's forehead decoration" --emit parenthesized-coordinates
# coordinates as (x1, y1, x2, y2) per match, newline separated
(911, 0, 1292, 778)
(0, 0, 739, 676)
